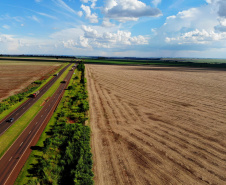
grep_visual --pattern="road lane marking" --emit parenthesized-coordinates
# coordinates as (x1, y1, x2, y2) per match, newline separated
(36, 122, 38, 125)
(9, 157, 12, 161)
(29, 131, 31, 134)
(20, 142, 23, 147)
(16, 113, 19, 115)
(45, 109, 47, 111)
(41, 115, 43, 117)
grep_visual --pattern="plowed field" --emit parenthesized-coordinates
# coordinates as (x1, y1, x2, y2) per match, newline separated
(86, 64, 226, 185)
(0, 62, 60, 101)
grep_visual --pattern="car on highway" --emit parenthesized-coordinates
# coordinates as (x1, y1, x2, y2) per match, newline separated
(8, 118, 14, 123)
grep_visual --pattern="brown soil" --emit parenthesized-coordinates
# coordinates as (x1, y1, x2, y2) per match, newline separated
(0, 65, 58, 101)
(86, 64, 226, 185)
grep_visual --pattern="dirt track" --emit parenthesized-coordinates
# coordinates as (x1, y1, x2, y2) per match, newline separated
(86, 64, 226, 185)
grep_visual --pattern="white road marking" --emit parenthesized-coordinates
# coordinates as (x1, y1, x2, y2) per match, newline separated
(41, 115, 43, 117)
(36, 122, 38, 125)
(29, 131, 31, 134)
(45, 109, 47, 111)
(16, 113, 19, 115)
(20, 142, 23, 147)
(9, 157, 12, 161)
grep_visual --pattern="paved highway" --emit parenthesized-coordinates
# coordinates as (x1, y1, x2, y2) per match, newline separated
(0, 65, 75, 185)
(0, 64, 70, 136)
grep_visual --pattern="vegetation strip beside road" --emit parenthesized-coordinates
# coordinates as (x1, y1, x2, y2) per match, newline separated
(0, 64, 72, 158)
(15, 62, 93, 185)
(0, 63, 65, 121)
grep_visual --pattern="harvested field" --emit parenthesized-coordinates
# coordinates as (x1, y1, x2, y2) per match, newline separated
(0, 61, 60, 101)
(86, 64, 226, 185)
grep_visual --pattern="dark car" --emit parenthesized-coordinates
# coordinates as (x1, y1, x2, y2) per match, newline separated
(8, 118, 14, 123)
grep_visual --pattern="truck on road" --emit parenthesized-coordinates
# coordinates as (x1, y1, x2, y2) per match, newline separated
(31, 90, 40, 98)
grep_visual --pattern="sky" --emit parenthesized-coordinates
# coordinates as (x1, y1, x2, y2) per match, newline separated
(0, 0, 226, 58)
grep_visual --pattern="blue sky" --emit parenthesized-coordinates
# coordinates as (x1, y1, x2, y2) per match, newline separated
(0, 0, 226, 58)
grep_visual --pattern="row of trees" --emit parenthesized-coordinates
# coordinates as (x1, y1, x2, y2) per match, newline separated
(28, 63, 93, 185)
(0, 80, 43, 114)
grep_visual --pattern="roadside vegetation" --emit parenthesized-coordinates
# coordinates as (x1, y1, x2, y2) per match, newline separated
(16, 62, 93, 185)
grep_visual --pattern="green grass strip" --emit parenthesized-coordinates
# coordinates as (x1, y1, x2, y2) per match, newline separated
(0, 64, 72, 158)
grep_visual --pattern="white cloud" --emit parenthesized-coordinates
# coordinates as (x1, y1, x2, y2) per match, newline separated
(158, 5, 218, 35)
(2, 25, 10, 29)
(81, 4, 98, 23)
(53, 0, 77, 14)
(79, 36, 91, 48)
(102, 18, 115, 27)
(50, 25, 148, 50)
(146, 0, 226, 56)
(81, 25, 148, 48)
(152, 0, 161, 7)
(166, 29, 226, 44)
(29, 15, 40, 23)
(218, 0, 226, 18)
(103, 0, 162, 22)
(77, 11, 83, 17)
(35, 0, 42, 2)
(80, 0, 97, 8)
(37, 12, 57, 20)
(0, 34, 20, 52)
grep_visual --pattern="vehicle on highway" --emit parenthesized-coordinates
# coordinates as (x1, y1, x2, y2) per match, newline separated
(8, 118, 14, 123)
(61, 80, 67, 83)
(31, 90, 40, 98)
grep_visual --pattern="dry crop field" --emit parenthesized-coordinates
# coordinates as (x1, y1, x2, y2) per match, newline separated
(86, 64, 226, 185)
(0, 60, 61, 101)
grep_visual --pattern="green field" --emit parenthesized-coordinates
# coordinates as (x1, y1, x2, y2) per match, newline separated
(84, 58, 226, 68)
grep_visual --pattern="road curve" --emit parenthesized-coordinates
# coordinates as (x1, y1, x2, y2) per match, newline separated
(0, 65, 75, 185)
(0, 63, 71, 136)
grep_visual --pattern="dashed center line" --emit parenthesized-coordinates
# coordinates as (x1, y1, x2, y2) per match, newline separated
(9, 157, 12, 161)
(29, 131, 31, 134)
(41, 115, 43, 117)
(20, 142, 23, 147)
(36, 122, 38, 125)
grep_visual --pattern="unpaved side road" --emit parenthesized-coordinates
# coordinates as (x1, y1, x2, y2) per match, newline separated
(86, 64, 226, 185)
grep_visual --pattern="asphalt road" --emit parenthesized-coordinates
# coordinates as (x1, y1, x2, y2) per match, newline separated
(0, 63, 71, 136)
(0, 65, 75, 185)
